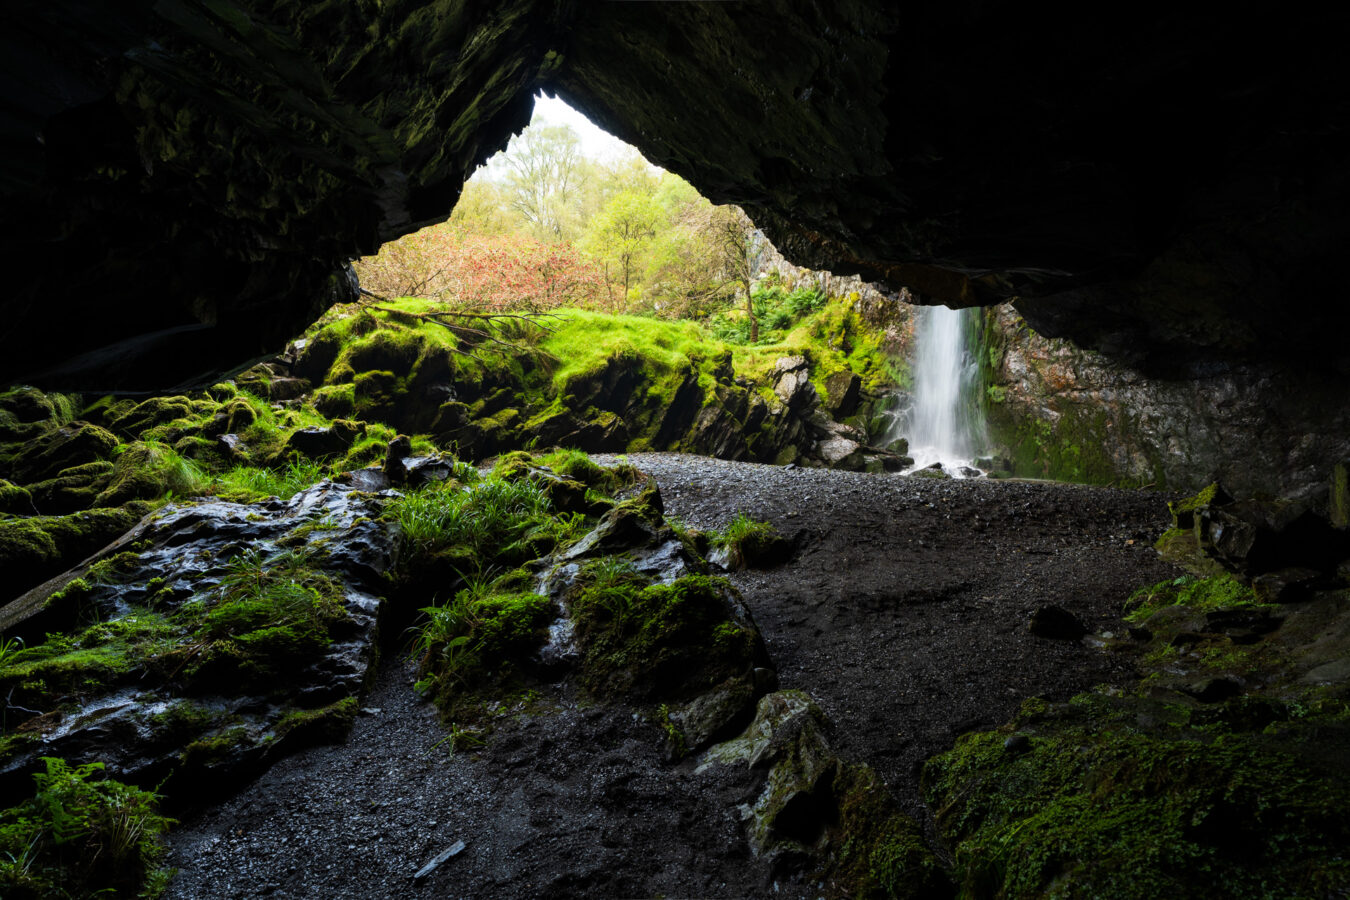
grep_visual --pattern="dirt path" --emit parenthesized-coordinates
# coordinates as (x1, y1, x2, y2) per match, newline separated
(165, 456, 1179, 898)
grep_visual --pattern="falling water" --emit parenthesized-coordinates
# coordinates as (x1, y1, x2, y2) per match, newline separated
(893, 305, 987, 475)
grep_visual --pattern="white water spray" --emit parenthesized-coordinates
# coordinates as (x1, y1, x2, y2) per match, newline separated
(893, 305, 987, 475)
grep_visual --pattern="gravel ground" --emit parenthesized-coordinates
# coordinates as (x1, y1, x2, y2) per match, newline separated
(166, 455, 1180, 899)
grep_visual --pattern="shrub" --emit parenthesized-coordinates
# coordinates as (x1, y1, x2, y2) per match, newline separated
(0, 757, 173, 899)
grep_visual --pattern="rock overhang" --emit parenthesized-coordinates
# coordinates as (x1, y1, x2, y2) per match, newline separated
(2, 1, 1347, 389)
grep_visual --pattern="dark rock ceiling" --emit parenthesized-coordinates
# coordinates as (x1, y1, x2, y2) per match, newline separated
(2, 1, 1347, 389)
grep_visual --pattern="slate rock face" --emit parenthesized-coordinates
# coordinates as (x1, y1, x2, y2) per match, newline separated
(0, 480, 393, 807)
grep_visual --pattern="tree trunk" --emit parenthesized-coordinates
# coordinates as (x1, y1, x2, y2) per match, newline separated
(745, 281, 758, 343)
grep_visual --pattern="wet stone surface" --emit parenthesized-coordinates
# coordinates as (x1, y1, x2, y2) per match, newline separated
(0, 480, 392, 800)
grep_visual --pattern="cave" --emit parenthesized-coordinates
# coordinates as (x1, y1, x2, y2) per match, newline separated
(5, 3, 1348, 384)
(3, 4, 1350, 897)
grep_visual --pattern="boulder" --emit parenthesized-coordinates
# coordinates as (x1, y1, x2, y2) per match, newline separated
(1029, 605, 1088, 640)
(772, 356, 816, 411)
(822, 370, 862, 418)
(6, 422, 119, 485)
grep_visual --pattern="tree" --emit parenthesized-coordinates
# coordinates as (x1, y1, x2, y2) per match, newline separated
(582, 189, 662, 309)
(449, 178, 511, 235)
(498, 123, 587, 241)
(707, 205, 764, 341)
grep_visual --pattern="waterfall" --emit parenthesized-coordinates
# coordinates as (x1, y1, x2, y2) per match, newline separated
(893, 305, 987, 475)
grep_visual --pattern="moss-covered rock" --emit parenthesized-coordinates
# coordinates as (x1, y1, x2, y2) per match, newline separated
(106, 396, 198, 439)
(0, 505, 152, 602)
(25, 460, 115, 515)
(0, 479, 34, 515)
(571, 572, 757, 703)
(2, 421, 119, 486)
(923, 691, 1350, 898)
(93, 442, 207, 506)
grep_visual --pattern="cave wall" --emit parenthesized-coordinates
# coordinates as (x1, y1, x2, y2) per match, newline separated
(984, 305, 1350, 498)
(2, 0, 558, 388)
(5, 2, 1349, 390)
(2, 1, 1349, 494)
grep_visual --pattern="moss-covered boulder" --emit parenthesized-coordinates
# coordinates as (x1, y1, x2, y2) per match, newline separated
(26, 460, 116, 515)
(0, 479, 34, 515)
(2, 422, 119, 485)
(93, 442, 207, 507)
(702, 691, 950, 898)
(0, 505, 152, 603)
(923, 691, 1350, 898)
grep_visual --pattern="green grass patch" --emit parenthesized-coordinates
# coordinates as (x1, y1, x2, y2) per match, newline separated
(387, 474, 551, 572)
(212, 460, 328, 502)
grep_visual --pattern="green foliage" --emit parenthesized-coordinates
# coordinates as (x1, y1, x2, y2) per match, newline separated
(408, 571, 553, 719)
(710, 284, 827, 345)
(96, 440, 209, 505)
(212, 460, 327, 502)
(1124, 574, 1266, 623)
(388, 474, 551, 570)
(0, 757, 173, 899)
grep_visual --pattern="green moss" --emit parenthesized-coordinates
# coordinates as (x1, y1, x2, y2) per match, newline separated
(107, 395, 197, 438)
(181, 724, 253, 768)
(992, 411, 1131, 486)
(1332, 461, 1349, 529)
(1172, 482, 1221, 517)
(274, 696, 358, 744)
(94, 441, 208, 506)
(0, 611, 179, 706)
(571, 570, 755, 702)
(0, 506, 152, 598)
(832, 764, 950, 900)
(923, 693, 1350, 898)
(1124, 574, 1266, 623)
(0, 478, 35, 514)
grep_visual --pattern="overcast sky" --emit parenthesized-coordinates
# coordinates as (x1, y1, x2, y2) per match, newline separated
(530, 92, 631, 161)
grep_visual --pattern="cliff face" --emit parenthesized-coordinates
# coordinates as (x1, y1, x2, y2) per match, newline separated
(3, 2, 1347, 394)
(985, 306, 1350, 498)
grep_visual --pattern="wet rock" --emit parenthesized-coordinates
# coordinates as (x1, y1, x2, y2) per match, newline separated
(1028, 605, 1087, 640)
(667, 676, 758, 753)
(397, 454, 458, 489)
(283, 421, 362, 460)
(823, 371, 862, 418)
(1252, 567, 1322, 604)
(816, 436, 866, 470)
(383, 435, 412, 484)
(0, 480, 394, 806)
(414, 840, 466, 881)
(699, 689, 947, 895)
